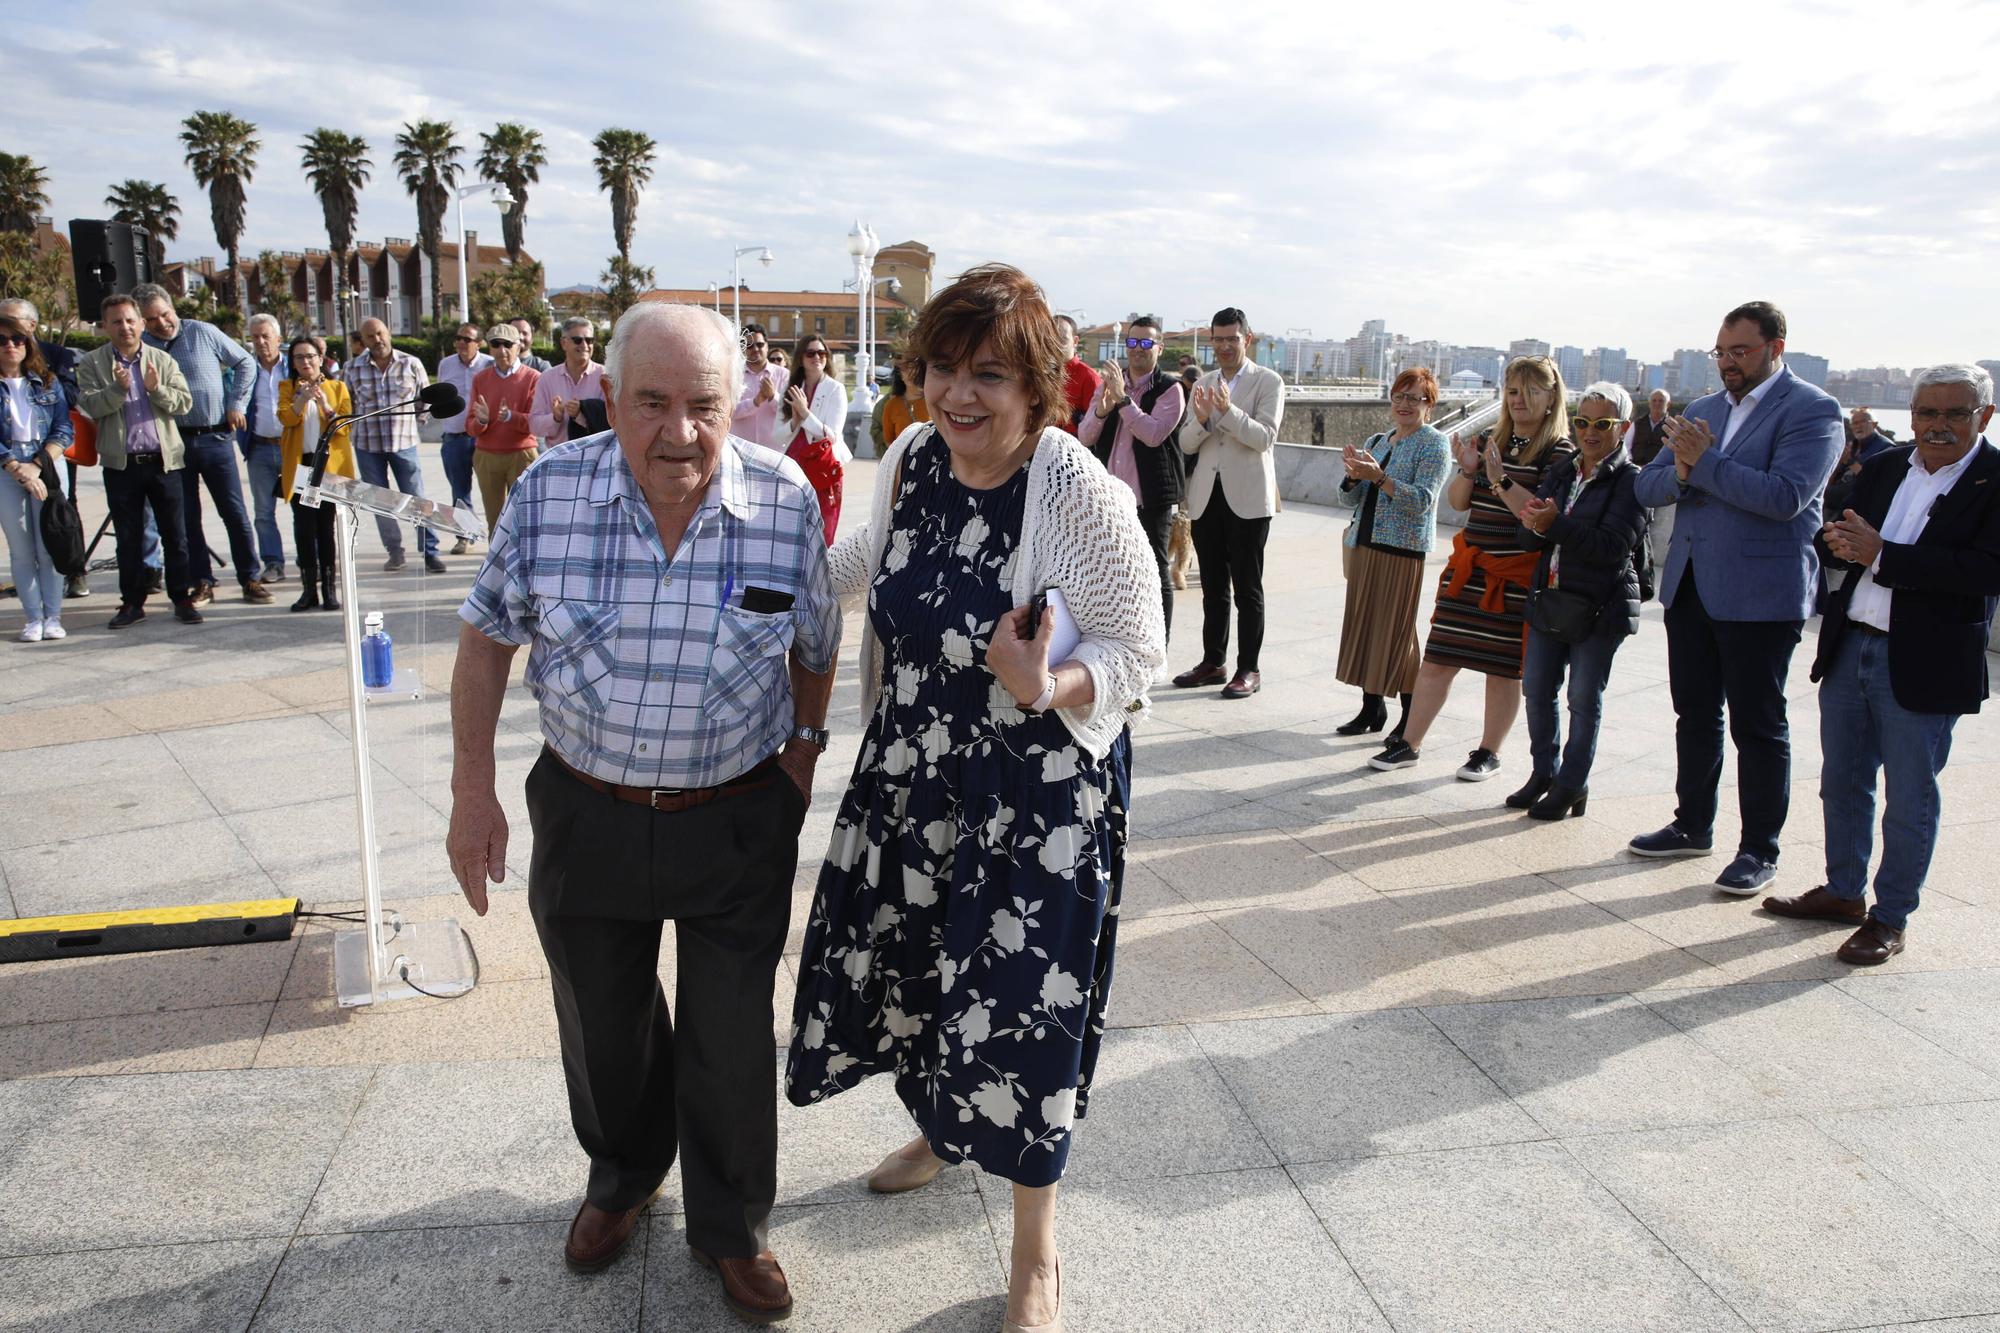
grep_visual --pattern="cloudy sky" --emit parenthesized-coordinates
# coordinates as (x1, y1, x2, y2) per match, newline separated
(11, 0, 1998, 369)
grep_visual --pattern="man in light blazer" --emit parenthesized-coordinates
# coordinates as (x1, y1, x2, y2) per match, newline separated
(1174, 306, 1286, 698)
(1630, 301, 1842, 892)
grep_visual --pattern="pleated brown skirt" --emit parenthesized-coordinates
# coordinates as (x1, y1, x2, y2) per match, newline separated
(1336, 543, 1425, 695)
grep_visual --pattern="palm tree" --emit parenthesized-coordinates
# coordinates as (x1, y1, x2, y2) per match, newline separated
(179, 110, 260, 310)
(591, 128, 657, 263)
(475, 123, 546, 264)
(105, 179, 181, 273)
(298, 128, 371, 341)
(393, 120, 462, 324)
(0, 153, 51, 233)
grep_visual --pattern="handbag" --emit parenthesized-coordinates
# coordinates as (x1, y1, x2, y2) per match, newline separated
(34, 454, 88, 577)
(1526, 586, 1597, 644)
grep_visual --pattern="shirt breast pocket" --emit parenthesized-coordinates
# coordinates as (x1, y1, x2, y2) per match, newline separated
(535, 598, 622, 713)
(703, 605, 795, 724)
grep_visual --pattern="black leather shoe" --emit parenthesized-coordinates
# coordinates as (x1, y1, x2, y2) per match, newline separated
(1528, 784, 1588, 820)
(1336, 698, 1388, 736)
(172, 600, 204, 625)
(1173, 661, 1226, 689)
(1837, 919, 1905, 965)
(1505, 774, 1553, 809)
(423, 552, 448, 574)
(1762, 885, 1867, 925)
(1628, 824, 1714, 858)
(108, 603, 146, 630)
(1715, 852, 1776, 895)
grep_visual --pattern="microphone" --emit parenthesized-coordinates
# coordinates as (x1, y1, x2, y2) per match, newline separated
(304, 384, 461, 491)
(418, 382, 464, 417)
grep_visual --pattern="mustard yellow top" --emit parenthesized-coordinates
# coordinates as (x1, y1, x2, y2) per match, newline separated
(277, 377, 356, 498)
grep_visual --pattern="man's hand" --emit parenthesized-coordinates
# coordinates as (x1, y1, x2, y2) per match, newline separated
(226, 409, 246, 431)
(141, 360, 160, 393)
(776, 744, 817, 809)
(756, 375, 778, 405)
(1665, 415, 1713, 476)
(1100, 360, 1125, 404)
(472, 394, 491, 426)
(113, 363, 132, 392)
(1210, 380, 1232, 418)
(446, 788, 509, 916)
(549, 396, 565, 423)
(1190, 384, 1215, 426)
(564, 395, 582, 420)
(1824, 508, 1885, 567)
(1522, 496, 1558, 534)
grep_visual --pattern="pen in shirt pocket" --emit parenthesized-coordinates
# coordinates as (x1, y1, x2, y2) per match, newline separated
(720, 575, 734, 610)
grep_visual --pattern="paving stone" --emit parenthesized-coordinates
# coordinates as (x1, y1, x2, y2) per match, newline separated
(0, 1001, 271, 1079)
(980, 1167, 1389, 1332)
(254, 1221, 642, 1331)
(1058, 1024, 1274, 1182)
(227, 789, 455, 906)
(1294, 1142, 1745, 1333)
(0, 1067, 369, 1254)
(0, 934, 298, 1028)
(0, 1238, 287, 1332)
(642, 1192, 1001, 1332)
(161, 713, 406, 817)
(0, 701, 139, 754)
(1422, 993, 1777, 1136)
(1129, 829, 1356, 911)
(1635, 978, 2000, 1113)
(1569, 1117, 2000, 1333)
(1101, 913, 1316, 1027)
(1813, 1100, 2000, 1251)
(1295, 814, 1530, 892)
(0, 1077, 69, 1156)
(1, 816, 278, 917)
(100, 680, 297, 733)
(1835, 967, 2000, 1078)
(1191, 1009, 1542, 1163)
(257, 976, 560, 1068)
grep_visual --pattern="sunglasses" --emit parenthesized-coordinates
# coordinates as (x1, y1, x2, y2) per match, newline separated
(454, 335, 477, 344)
(1124, 337, 1158, 350)
(1571, 415, 1623, 432)
(567, 335, 594, 345)
(487, 340, 517, 350)
(0, 334, 28, 348)
(803, 348, 828, 359)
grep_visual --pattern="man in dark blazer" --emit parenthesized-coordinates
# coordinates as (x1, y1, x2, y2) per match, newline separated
(1630, 301, 1842, 892)
(1764, 364, 2000, 963)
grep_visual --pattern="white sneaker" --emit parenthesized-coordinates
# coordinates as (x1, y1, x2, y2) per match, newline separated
(16, 620, 43, 643)
(41, 620, 65, 640)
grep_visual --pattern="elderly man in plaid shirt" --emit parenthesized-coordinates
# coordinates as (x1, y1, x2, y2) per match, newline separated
(448, 302, 838, 1321)
(347, 317, 448, 572)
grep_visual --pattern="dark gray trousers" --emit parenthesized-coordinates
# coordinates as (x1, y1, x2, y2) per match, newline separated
(526, 747, 803, 1257)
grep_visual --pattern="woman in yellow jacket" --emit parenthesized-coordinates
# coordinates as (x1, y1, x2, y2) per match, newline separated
(276, 335, 355, 612)
(878, 360, 930, 446)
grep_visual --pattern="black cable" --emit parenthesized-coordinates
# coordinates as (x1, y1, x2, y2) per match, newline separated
(297, 908, 367, 923)
(398, 926, 480, 1000)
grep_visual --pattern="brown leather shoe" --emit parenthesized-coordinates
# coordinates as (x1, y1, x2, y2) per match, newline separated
(1837, 919, 1905, 966)
(691, 1247, 794, 1324)
(1762, 885, 1867, 925)
(240, 578, 273, 604)
(1173, 660, 1226, 689)
(564, 1200, 644, 1273)
(1221, 670, 1261, 699)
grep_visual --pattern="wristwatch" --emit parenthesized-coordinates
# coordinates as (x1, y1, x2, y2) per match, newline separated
(1499, 477, 1518, 493)
(790, 724, 829, 751)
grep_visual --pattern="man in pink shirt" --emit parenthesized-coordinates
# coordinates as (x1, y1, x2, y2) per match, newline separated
(1078, 314, 1186, 639)
(530, 317, 607, 444)
(466, 323, 542, 536)
(731, 322, 785, 447)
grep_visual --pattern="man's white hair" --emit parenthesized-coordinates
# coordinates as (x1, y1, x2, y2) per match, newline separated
(1579, 380, 1633, 421)
(1911, 362, 1994, 411)
(0, 297, 38, 325)
(246, 312, 281, 339)
(604, 302, 744, 406)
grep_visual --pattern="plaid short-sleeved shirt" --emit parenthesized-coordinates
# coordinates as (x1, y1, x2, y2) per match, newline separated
(345, 350, 430, 453)
(460, 432, 841, 788)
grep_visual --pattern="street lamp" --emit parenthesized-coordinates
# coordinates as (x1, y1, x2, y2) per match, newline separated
(731, 244, 774, 339)
(454, 181, 515, 325)
(1285, 327, 1313, 384)
(1175, 318, 1204, 370)
(706, 281, 719, 313)
(844, 221, 880, 393)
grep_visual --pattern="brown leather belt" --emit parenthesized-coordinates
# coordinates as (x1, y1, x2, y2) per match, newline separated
(550, 748, 778, 813)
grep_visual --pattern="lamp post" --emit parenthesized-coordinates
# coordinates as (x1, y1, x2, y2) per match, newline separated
(1285, 327, 1313, 384)
(706, 281, 720, 314)
(844, 221, 880, 393)
(1175, 318, 1203, 370)
(731, 244, 774, 338)
(454, 181, 515, 325)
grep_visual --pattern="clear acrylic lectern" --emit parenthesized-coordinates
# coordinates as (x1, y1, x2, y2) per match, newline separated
(296, 472, 486, 1007)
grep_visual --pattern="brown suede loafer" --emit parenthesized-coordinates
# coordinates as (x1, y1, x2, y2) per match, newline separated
(691, 1246, 794, 1324)
(1762, 885, 1868, 925)
(564, 1200, 645, 1273)
(1837, 920, 1905, 966)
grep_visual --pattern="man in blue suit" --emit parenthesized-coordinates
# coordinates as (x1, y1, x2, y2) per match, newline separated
(1629, 301, 1842, 891)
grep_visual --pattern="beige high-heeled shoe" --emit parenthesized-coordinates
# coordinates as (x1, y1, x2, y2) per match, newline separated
(864, 1143, 945, 1194)
(1001, 1257, 1063, 1333)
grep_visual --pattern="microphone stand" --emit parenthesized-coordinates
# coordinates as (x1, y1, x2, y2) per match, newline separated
(304, 393, 437, 493)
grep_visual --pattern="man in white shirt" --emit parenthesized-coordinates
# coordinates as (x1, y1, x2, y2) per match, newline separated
(732, 323, 785, 447)
(435, 323, 490, 553)
(1764, 363, 2000, 965)
(240, 313, 289, 584)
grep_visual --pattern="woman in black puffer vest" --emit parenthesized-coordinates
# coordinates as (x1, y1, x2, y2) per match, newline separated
(1508, 381, 1650, 820)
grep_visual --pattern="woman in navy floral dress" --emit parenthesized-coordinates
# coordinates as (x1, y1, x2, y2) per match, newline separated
(787, 265, 1164, 1332)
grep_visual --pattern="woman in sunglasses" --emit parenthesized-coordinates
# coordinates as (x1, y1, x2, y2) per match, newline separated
(0, 315, 74, 642)
(776, 334, 850, 542)
(1512, 382, 1649, 818)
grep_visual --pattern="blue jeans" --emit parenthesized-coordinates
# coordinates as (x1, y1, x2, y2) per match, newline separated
(441, 432, 476, 512)
(0, 470, 63, 623)
(240, 433, 285, 566)
(353, 447, 439, 557)
(1818, 631, 1958, 931)
(142, 510, 162, 569)
(180, 429, 259, 584)
(1523, 626, 1623, 790)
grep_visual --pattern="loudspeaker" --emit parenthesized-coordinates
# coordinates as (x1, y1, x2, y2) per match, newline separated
(68, 220, 153, 318)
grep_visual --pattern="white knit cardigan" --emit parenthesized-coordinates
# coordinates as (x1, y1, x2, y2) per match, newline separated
(829, 424, 1166, 760)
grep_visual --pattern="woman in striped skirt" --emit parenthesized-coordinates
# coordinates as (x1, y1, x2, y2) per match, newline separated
(1369, 355, 1575, 781)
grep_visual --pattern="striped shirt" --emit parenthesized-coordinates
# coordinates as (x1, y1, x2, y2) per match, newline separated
(344, 350, 430, 453)
(460, 432, 841, 788)
(142, 319, 253, 429)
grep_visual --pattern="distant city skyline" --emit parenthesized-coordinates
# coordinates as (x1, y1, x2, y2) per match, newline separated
(7, 2, 1996, 369)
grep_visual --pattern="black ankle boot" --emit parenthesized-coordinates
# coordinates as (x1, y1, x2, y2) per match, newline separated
(290, 581, 320, 612)
(1528, 784, 1589, 821)
(1387, 693, 1413, 744)
(320, 570, 341, 611)
(1506, 774, 1553, 809)
(1336, 694, 1388, 736)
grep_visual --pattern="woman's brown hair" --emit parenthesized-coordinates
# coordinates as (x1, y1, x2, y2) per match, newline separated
(779, 333, 831, 428)
(1390, 365, 1438, 406)
(1492, 355, 1571, 465)
(0, 316, 53, 389)
(906, 263, 1066, 433)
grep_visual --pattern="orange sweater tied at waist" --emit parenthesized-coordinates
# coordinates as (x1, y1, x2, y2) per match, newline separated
(1440, 530, 1541, 613)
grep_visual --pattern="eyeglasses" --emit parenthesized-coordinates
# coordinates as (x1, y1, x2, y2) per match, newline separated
(487, 340, 516, 350)
(1913, 407, 1978, 426)
(453, 335, 477, 344)
(0, 334, 28, 349)
(1390, 393, 1432, 407)
(567, 336, 594, 345)
(1707, 342, 1769, 363)
(803, 348, 828, 359)
(744, 341, 767, 352)
(1124, 337, 1158, 350)
(1572, 415, 1623, 432)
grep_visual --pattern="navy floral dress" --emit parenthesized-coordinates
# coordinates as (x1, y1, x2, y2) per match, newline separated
(786, 431, 1132, 1187)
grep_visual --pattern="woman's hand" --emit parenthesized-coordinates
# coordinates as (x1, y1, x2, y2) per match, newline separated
(1452, 432, 1481, 476)
(1482, 434, 1507, 486)
(1343, 445, 1382, 484)
(786, 385, 810, 421)
(987, 603, 1054, 706)
(1522, 496, 1558, 534)
(8, 461, 44, 501)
